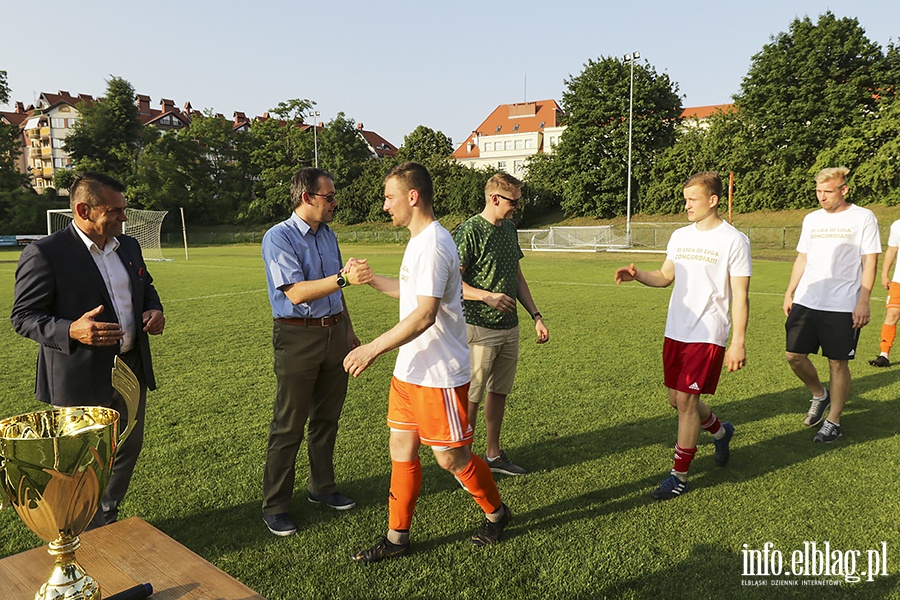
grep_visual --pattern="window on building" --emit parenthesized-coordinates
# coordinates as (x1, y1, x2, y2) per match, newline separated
(550, 137, 557, 147)
(497, 161, 507, 172)
(515, 140, 524, 150)
(54, 158, 67, 168)
(540, 121, 545, 128)
(51, 118, 65, 128)
(525, 139, 533, 149)
(513, 124, 519, 131)
(514, 160, 524, 173)
(161, 116, 171, 125)
(504, 141, 512, 151)
(495, 126, 502, 132)
(67, 118, 78, 128)
(52, 138, 64, 148)
(484, 142, 492, 152)
(59, 105, 70, 112)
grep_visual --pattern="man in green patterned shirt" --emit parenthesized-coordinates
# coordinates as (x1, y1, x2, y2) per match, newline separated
(453, 173, 549, 476)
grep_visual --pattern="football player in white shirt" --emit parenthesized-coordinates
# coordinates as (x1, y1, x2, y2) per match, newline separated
(784, 167, 880, 443)
(344, 162, 509, 562)
(615, 172, 751, 500)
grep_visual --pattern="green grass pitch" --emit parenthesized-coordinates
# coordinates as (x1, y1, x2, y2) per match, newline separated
(0, 244, 898, 599)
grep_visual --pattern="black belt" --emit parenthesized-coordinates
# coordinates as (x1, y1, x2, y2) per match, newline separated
(275, 314, 342, 328)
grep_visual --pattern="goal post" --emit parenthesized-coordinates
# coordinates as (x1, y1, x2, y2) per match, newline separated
(46, 207, 171, 262)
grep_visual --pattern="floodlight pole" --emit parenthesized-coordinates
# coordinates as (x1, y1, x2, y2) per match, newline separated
(624, 51, 640, 246)
(309, 110, 321, 168)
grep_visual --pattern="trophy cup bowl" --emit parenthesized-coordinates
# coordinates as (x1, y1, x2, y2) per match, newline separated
(0, 357, 139, 600)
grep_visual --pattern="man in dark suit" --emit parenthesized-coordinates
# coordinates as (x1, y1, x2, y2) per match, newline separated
(11, 172, 165, 527)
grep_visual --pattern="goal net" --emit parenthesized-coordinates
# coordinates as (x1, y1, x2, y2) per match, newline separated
(47, 208, 170, 261)
(517, 226, 619, 252)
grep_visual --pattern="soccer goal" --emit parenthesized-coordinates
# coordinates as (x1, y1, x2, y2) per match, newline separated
(517, 226, 621, 252)
(47, 208, 171, 261)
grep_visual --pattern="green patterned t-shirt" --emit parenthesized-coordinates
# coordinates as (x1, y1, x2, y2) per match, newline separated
(454, 215, 524, 330)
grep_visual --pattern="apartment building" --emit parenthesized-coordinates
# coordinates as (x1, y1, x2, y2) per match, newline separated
(452, 99, 564, 175)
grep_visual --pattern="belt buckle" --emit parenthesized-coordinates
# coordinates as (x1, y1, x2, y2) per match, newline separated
(320, 316, 328, 327)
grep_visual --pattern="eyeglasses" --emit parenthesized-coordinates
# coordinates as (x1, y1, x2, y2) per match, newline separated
(311, 192, 337, 203)
(496, 193, 521, 207)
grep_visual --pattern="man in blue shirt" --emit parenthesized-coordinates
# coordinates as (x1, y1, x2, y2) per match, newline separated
(261, 167, 373, 536)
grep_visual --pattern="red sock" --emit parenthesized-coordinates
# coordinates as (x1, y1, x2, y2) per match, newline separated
(700, 413, 722, 436)
(673, 444, 697, 474)
(388, 458, 422, 531)
(455, 455, 502, 514)
(880, 324, 896, 355)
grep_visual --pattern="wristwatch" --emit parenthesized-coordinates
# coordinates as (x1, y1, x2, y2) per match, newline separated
(336, 272, 350, 288)
(531, 311, 543, 321)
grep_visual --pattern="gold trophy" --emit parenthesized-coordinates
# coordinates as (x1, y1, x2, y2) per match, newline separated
(0, 356, 140, 600)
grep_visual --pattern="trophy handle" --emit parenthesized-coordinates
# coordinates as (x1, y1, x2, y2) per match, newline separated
(111, 356, 140, 446)
(0, 456, 8, 510)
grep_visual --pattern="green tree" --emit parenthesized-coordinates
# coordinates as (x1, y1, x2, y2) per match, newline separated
(245, 99, 315, 223)
(0, 70, 29, 191)
(732, 12, 886, 209)
(554, 56, 682, 217)
(317, 112, 373, 190)
(176, 111, 255, 223)
(64, 76, 144, 184)
(397, 126, 454, 162)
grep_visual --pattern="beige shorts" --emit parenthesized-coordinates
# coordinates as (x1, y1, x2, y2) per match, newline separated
(466, 323, 520, 403)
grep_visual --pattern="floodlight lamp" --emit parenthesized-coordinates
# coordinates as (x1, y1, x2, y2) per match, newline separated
(624, 53, 632, 61)
(633, 51, 640, 59)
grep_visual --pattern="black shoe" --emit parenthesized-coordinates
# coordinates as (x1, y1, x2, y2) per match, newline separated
(263, 512, 298, 536)
(869, 355, 891, 367)
(307, 491, 356, 510)
(651, 473, 688, 500)
(471, 504, 510, 546)
(351, 537, 410, 563)
(814, 420, 842, 443)
(713, 422, 734, 467)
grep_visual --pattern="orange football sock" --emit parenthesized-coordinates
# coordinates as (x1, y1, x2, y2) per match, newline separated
(388, 458, 422, 532)
(455, 454, 502, 514)
(880, 324, 896, 355)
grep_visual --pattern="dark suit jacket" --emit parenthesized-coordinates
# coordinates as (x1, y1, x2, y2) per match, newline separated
(10, 224, 163, 407)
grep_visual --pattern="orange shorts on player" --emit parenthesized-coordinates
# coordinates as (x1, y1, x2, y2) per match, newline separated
(663, 337, 725, 395)
(387, 376, 473, 448)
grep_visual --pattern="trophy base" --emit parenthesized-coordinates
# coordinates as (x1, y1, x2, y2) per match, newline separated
(36, 536, 101, 600)
(36, 562, 100, 600)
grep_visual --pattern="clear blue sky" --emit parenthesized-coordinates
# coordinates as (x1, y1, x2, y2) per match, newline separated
(1, 1, 896, 149)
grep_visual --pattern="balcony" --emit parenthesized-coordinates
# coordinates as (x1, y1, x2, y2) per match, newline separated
(28, 128, 40, 139)
(31, 167, 43, 177)
(40, 126, 51, 138)
(41, 146, 53, 157)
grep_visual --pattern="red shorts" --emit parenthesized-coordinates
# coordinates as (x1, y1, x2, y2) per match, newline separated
(663, 338, 725, 395)
(387, 377, 473, 448)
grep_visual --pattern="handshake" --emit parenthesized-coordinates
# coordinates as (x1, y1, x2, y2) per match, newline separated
(340, 257, 374, 286)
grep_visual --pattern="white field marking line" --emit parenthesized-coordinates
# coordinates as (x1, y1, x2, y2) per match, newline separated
(166, 289, 267, 302)
(542, 280, 884, 301)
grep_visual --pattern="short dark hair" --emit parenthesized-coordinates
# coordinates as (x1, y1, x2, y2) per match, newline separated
(385, 162, 433, 206)
(290, 167, 333, 210)
(69, 172, 126, 210)
(683, 171, 723, 198)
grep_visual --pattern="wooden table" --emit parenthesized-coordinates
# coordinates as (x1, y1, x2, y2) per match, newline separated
(0, 517, 266, 599)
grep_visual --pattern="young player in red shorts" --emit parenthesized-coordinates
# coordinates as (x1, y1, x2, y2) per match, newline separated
(615, 172, 751, 500)
(344, 162, 509, 562)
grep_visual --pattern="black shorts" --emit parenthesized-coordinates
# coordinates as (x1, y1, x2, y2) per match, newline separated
(785, 304, 859, 360)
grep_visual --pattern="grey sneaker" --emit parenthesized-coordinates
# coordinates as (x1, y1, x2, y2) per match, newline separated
(263, 512, 297, 536)
(814, 420, 842, 443)
(486, 451, 527, 476)
(804, 390, 830, 427)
